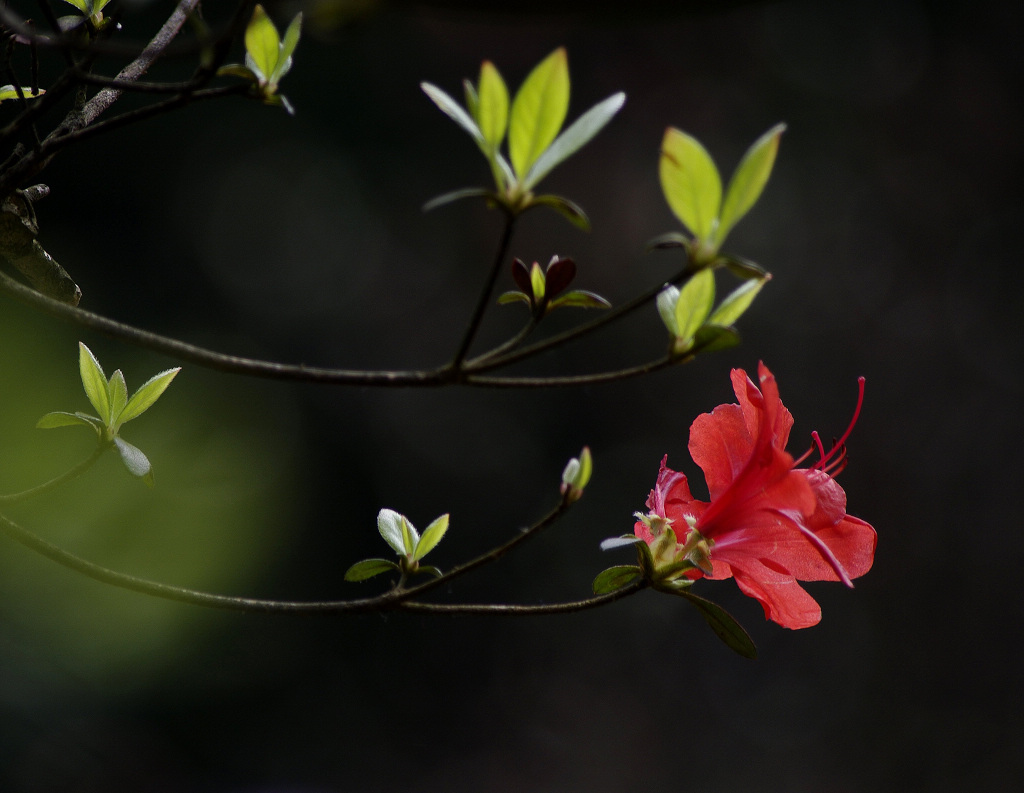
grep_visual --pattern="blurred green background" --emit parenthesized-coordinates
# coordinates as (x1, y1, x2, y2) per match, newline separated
(1, 0, 1021, 790)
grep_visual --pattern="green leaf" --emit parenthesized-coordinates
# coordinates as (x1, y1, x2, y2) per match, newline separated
(463, 78, 480, 121)
(421, 82, 485, 146)
(707, 276, 769, 327)
(344, 558, 399, 582)
(522, 92, 625, 190)
(527, 194, 590, 230)
(36, 411, 101, 432)
(0, 85, 45, 103)
(576, 446, 592, 489)
(117, 367, 181, 428)
(107, 369, 128, 425)
(476, 61, 509, 149)
(377, 509, 407, 555)
(400, 515, 420, 556)
(717, 123, 785, 246)
(114, 436, 153, 486)
(644, 231, 690, 252)
(418, 565, 444, 578)
(720, 254, 768, 280)
(498, 291, 532, 306)
(78, 343, 110, 423)
(216, 64, 259, 83)
(672, 269, 715, 342)
(547, 290, 612, 310)
(690, 324, 740, 354)
(245, 5, 280, 83)
(413, 513, 449, 561)
(509, 48, 570, 179)
(592, 565, 642, 595)
(529, 262, 546, 302)
(659, 127, 722, 242)
(60, 0, 90, 11)
(672, 589, 758, 659)
(271, 13, 303, 84)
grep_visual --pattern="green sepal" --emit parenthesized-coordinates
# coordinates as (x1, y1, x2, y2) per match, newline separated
(422, 188, 495, 213)
(706, 276, 769, 328)
(114, 436, 154, 486)
(547, 290, 611, 310)
(592, 565, 642, 595)
(672, 268, 715, 343)
(0, 86, 45, 102)
(666, 588, 758, 659)
(659, 127, 722, 243)
(344, 558, 400, 582)
(78, 342, 110, 422)
(116, 367, 181, 430)
(498, 291, 532, 306)
(509, 47, 570, 179)
(414, 513, 449, 561)
(527, 194, 590, 230)
(521, 91, 625, 190)
(717, 123, 785, 246)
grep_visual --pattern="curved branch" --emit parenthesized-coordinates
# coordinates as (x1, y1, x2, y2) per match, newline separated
(0, 446, 104, 504)
(397, 580, 646, 615)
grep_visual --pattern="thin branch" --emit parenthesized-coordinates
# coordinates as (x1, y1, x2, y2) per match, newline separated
(449, 214, 516, 367)
(396, 580, 647, 615)
(0, 446, 104, 504)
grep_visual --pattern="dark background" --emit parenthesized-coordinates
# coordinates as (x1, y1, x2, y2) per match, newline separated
(1, 0, 1021, 790)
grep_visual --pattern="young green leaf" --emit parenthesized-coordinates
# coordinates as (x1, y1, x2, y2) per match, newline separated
(400, 515, 420, 556)
(117, 367, 181, 428)
(600, 534, 644, 552)
(107, 369, 128, 425)
(344, 558, 400, 582)
(476, 61, 509, 149)
(659, 128, 722, 242)
(422, 82, 486, 146)
(527, 194, 590, 230)
(522, 92, 625, 190)
(547, 290, 612, 310)
(271, 12, 303, 84)
(78, 342, 110, 422)
(673, 269, 716, 342)
(672, 588, 757, 659)
(717, 123, 785, 245)
(377, 509, 407, 555)
(707, 276, 769, 328)
(422, 187, 495, 213)
(36, 411, 102, 432)
(114, 436, 153, 486)
(592, 565, 642, 595)
(509, 48, 570, 179)
(690, 324, 740, 354)
(413, 513, 449, 561)
(245, 5, 280, 82)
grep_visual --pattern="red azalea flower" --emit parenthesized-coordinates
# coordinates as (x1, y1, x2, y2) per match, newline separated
(635, 362, 876, 629)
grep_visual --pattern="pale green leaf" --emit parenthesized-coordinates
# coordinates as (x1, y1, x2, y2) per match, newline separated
(659, 128, 722, 242)
(477, 61, 509, 149)
(600, 534, 644, 551)
(421, 82, 485, 145)
(413, 513, 449, 561)
(463, 79, 480, 120)
(245, 5, 280, 83)
(107, 369, 128, 426)
(690, 324, 740, 354)
(114, 436, 153, 485)
(522, 92, 625, 190)
(272, 13, 303, 83)
(216, 64, 259, 82)
(718, 123, 785, 245)
(509, 47, 570, 179)
(344, 558, 399, 582)
(707, 276, 769, 328)
(0, 86, 45, 102)
(117, 367, 181, 427)
(656, 285, 681, 336)
(36, 411, 100, 431)
(377, 509, 407, 555)
(673, 269, 715, 342)
(400, 515, 419, 556)
(422, 188, 494, 212)
(498, 291, 532, 306)
(547, 290, 612, 310)
(418, 565, 444, 578)
(60, 0, 90, 11)
(78, 343, 110, 422)
(576, 446, 592, 489)
(644, 231, 690, 252)
(592, 565, 643, 595)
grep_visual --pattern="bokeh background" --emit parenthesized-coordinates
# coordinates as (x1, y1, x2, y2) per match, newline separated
(1, 0, 1021, 790)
